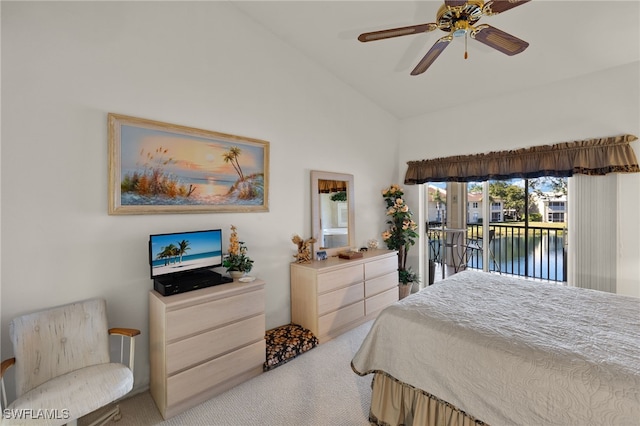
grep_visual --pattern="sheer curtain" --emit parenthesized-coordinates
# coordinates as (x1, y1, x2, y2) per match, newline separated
(568, 174, 617, 292)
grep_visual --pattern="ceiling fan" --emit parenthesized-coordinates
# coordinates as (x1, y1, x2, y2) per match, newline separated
(358, 0, 531, 76)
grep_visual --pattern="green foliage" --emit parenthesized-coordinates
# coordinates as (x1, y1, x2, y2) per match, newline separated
(399, 267, 420, 285)
(222, 241, 254, 273)
(489, 180, 525, 218)
(468, 183, 483, 192)
(529, 177, 568, 196)
(381, 184, 419, 275)
(529, 213, 543, 222)
(330, 191, 347, 202)
(486, 178, 568, 220)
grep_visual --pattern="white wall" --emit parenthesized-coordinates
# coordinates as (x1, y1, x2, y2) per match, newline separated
(0, 1, 399, 395)
(398, 62, 640, 297)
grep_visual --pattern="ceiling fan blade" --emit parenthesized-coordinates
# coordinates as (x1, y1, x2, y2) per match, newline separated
(482, 0, 531, 16)
(471, 24, 529, 56)
(411, 36, 453, 76)
(358, 23, 438, 42)
(444, 0, 467, 7)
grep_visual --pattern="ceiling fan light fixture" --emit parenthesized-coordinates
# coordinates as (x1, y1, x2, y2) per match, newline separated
(452, 20, 470, 37)
(437, 0, 484, 31)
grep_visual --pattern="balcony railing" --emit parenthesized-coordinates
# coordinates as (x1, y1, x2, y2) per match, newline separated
(428, 223, 567, 282)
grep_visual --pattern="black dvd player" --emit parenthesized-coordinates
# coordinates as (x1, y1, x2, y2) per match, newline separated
(153, 270, 233, 296)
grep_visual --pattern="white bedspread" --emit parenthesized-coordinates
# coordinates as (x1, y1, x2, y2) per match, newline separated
(352, 270, 640, 425)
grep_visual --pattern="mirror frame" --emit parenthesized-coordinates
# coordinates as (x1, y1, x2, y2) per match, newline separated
(311, 170, 355, 257)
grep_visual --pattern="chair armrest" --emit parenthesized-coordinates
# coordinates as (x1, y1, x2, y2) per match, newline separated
(1, 358, 16, 410)
(108, 329, 140, 373)
(109, 328, 141, 338)
(1, 358, 15, 379)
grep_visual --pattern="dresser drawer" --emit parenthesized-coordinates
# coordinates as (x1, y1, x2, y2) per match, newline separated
(166, 340, 265, 408)
(318, 301, 364, 337)
(318, 282, 364, 316)
(166, 289, 265, 341)
(166, 314, 265, 375)
(317, 265, 363, 294)
(364, 255, 397, 280)
(365, 272, 398, 298)
(365, 287, 398, 316)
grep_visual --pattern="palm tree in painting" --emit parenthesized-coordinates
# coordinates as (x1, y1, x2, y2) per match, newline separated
(178, 240, 191, 263)
(223, 146, 245, 180)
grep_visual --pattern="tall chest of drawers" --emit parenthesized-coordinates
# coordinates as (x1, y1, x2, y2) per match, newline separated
(149, 279, 265, 419)
(290, 250, 398, 343)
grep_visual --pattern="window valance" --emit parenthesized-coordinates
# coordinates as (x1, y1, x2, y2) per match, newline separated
(404, 134, 639, 184)
(317, 179, 347, 193)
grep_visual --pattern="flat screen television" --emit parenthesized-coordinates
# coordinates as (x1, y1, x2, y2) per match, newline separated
(149, 229, 223, 280)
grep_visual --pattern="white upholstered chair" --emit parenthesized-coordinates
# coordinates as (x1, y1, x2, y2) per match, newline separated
(1, 298, 140, 426)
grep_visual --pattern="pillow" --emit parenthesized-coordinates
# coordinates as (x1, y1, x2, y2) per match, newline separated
(263, 323, 319, 371)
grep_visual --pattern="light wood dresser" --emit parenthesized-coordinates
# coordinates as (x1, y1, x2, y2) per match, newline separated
(290, 249, 398, 343)
(149, 279, 265, 419)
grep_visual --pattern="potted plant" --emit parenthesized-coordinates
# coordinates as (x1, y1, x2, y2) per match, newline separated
(223, 225, 254, 278)
(398, 267, 420, 299)
(381, 185, 420, 298)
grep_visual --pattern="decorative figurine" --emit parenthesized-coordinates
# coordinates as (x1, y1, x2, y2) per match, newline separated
(292, 235, 317, 263)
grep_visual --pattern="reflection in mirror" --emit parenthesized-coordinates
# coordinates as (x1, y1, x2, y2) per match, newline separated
(318, 183, 347, 249)
(311, 171, 355, 257)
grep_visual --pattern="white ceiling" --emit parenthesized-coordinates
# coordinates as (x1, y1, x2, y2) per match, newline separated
(233, 0, 640, 119)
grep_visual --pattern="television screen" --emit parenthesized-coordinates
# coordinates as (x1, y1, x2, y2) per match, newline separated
(149, 229, 223, 279)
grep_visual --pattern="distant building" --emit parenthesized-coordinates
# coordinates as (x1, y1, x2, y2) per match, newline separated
(466, 192, 505, 223)
(533, 192, 567, 223)
(430, 184, 566, 225)
(467, 192, 482, 223)
(427, 185, 446, 224)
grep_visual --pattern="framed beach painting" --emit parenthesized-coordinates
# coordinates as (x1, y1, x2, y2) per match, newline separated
(108, 113, 269, 215)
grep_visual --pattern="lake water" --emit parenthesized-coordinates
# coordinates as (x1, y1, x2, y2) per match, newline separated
(468, 235, 566, 281)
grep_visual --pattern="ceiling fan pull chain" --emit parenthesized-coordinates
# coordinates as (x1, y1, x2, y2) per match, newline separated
(464, 32, 468, 59)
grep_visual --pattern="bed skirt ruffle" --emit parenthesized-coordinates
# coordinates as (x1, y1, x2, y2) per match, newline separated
(369, 372, 487, 426)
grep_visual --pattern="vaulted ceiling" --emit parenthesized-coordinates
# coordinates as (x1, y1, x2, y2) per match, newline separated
(234, 1, 640, 119)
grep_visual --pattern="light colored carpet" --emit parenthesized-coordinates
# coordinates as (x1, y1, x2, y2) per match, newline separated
(81, 320, 374, 426)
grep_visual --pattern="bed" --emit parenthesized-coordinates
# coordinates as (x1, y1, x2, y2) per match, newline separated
(351, 270, 640, 425)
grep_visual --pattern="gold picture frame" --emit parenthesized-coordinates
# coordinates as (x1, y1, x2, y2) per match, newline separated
(108, 113, 269, 215)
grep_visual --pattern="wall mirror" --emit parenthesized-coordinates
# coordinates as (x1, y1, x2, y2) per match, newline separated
(311, 170, 355, 257)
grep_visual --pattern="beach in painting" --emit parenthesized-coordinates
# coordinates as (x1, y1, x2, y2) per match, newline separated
(122, 175, 265, 206)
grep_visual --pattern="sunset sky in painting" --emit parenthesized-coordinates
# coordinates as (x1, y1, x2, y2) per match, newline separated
(120, 125, 265, 182)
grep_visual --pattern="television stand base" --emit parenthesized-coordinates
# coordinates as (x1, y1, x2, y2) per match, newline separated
(153, 270, 233, 296)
